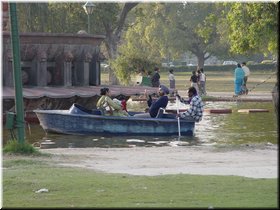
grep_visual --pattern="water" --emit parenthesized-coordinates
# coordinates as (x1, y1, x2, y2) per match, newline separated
(2, 101, 278, 148)
(196, 101, 278, 146)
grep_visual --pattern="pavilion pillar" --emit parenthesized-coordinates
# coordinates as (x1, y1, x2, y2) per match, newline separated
(31, 50, 48, 86)
(89, 54, 100, 86)
(3, 49, 14, 87)
(63, 51, 73, 87)
(73, 52, 92, 86)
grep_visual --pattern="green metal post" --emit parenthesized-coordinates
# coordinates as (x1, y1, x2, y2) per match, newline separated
(88, 14, 91, 34)
(9, 3, 25, 143)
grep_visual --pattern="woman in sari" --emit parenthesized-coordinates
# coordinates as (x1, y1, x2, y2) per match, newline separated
(234, 63, 245, 96)
(96, 87, 129, 117)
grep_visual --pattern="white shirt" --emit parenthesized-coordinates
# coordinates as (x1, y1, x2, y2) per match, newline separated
(242, 66, 250, 76)
(199, 73, 206, 82)
(168, 73, 175, 81)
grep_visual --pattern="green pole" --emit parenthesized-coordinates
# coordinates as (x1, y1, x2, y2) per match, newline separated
(9, 3, 25, 143)
(88, 14, 91, 34)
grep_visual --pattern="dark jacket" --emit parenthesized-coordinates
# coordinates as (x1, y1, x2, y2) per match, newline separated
(147, 95, 168, 118)
(151, 72, 160, 87)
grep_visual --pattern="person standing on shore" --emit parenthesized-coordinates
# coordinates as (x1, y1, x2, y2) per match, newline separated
(189, 70, 199, 95)
(198, 68, 206, 96)
(234, 63, 245, 96)
(151, 67, 160, 87)
(168, 69, 176, 90)
(241, 62, 250, 94)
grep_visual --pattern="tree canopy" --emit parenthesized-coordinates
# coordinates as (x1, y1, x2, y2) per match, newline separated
(224, 2, 278, 56)
(14, 2, 278, 84)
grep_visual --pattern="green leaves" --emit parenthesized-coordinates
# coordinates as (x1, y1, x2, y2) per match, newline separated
(225, 3, 278, 55)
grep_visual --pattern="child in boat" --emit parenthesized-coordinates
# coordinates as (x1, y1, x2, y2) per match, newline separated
(96, 87, 130, 117)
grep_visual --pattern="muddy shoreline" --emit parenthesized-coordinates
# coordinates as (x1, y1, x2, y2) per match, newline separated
(41, 144, 278, 179)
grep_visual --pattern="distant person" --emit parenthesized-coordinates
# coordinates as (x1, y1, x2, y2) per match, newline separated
(151, 66, 160, 87)
(241, 62, 250, 94)
(198, 68, 206, 96)
(134, 85, 169, 118)
(189, 70, 199, 95)
(96, 87, 129, 116)
(136, 69, 143, 85)
(234, 63, 245, 96)
(147, 70, 152, 78)
(140, 67, 146, 76)
(177, 86, 204, 122)
(168, 69, 176, 89)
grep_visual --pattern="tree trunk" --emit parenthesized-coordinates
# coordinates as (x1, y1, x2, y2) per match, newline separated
(272, 82, 278, 116)
(103, 3, 138, 85)
(194, 51, 211, 70)
(197, 53, 205, 69)
(105, 34, 120, 85)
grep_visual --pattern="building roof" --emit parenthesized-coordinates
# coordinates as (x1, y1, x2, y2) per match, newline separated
(2, 86, 159, 99)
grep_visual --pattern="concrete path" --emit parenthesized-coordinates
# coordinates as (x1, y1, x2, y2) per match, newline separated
(175, 91, 273, 102)
(206, 91, 273, 101)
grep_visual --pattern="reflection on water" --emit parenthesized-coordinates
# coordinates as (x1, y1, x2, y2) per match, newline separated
(37, 134, 201, 148)
(2, 101, 278, 148)
(197, 101, 278, 146)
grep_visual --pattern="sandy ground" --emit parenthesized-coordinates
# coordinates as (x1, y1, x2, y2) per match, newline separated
(41, 144, 278, 179)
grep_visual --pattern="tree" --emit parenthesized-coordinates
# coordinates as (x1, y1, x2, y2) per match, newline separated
(92, 3, 138, 84)
(17, 3, 87, 33)
(111, 4, 162, 85)
(224, 2, 278, 57)
(114, 2, 229, 79)
(165, 3, 230, 68)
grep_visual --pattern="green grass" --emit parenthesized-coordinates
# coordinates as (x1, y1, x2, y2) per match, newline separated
(3, 140, 41, 155)
(101, 70, 277, 93)
(2, 155, 278, 208)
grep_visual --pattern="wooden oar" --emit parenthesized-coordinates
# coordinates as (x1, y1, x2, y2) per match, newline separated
(176, 96, 181, 138)
(131, 97, 177, 101)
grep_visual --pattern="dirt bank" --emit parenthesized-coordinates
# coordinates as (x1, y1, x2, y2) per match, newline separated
(42, 144, 278, 179)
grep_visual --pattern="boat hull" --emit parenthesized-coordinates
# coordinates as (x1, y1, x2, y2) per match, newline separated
(34, 109, 195, 136)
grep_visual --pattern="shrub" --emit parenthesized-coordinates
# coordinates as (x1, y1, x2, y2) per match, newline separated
(3, 140, 40, 155)
(261, 60, 274, 64)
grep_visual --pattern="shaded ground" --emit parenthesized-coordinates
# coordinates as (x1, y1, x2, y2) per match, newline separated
(41, 144, 278, 179)
(205, 91, 273, 102)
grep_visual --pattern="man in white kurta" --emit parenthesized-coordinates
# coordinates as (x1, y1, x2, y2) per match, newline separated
(241, 62, 250, 86)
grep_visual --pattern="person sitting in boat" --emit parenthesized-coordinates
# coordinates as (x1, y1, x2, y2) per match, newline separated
(177, 86, 204, 122)
(134, 84, 169, 118)
(96, 87, 130, 117)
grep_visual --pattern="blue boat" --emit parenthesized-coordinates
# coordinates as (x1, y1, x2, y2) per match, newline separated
(34, 103, 195, 136)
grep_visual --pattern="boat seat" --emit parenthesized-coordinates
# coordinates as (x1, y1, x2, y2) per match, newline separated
(69, 103, 92, 115)
(97, 108, 106, 115)
(156, 108, 165, 118)
(91, 109, 103, 115)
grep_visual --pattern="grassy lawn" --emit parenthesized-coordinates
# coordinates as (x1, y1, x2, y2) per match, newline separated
(101, 70, 277, 93)
(2, 155, 278, 208)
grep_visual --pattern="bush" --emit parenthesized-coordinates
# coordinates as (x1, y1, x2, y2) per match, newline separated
(261, 60, 274, 64)
(3, 140, 40, 155)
